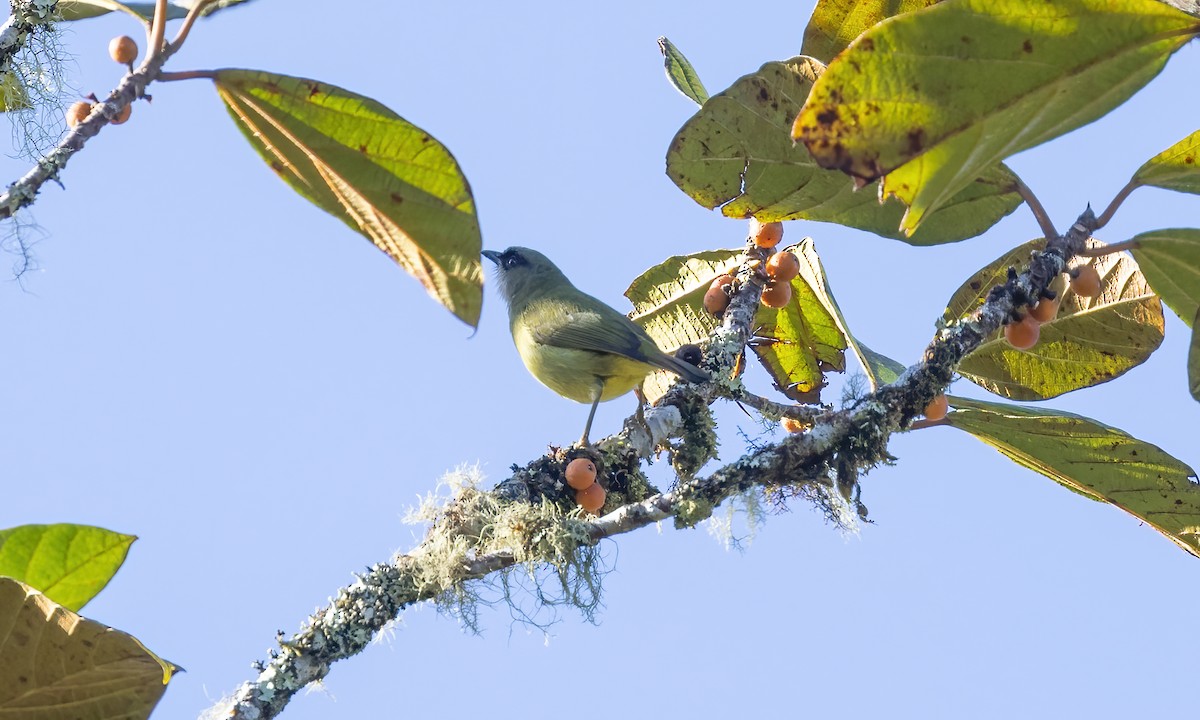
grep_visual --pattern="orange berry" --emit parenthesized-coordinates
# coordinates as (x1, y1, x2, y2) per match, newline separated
(565, 458, 597, 490)
(111, 103, 132, 125)
(764, 251, 800, 283)
(576, 482, 606, 513)
(781, 416, 808, 433)
(923, 394, 949, 421)
(1004, 314, 1040, 350)
(703, 284, 730, 315)
(66, 101, 91, 128)
(749, 218, 783, 249)
(1070, 264, 1102, 299)
(760, 281, 792, 309)
(1027, 297, 1059, 323)
(109, 35, 138, 64)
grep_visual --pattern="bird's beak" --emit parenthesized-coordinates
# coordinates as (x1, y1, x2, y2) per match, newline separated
(481, 250, 502, 265)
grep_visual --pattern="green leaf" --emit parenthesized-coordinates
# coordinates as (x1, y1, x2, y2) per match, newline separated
(626, 249, 742, 402)
(788, 237, 902, 390)
(953, 239, 1164, 400)
(1191, 309, 1200, 402)
(794, 0, 1199, 235)
(801, 0, 940, 63)
(1129, 228, 1200, 327)
(56, 0, 188, 21)
(751, 240, 848, 402)
(856, 340, 906, 387)
(1132, 128, 1200, 194)
(0, 578, 177, 716)
(666, 56, 1020, 245)
(214, 69, 483, 327)
(657, 37, 709, 105)
(945, 396, 1200, 558)
(0, 72, 31, 112)
(0, 524, 134, 612)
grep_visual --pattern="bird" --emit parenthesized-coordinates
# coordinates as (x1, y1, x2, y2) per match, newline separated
(483, 246, 709, 445)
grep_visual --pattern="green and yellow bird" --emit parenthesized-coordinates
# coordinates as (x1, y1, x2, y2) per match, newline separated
(483, 246, 709, 445)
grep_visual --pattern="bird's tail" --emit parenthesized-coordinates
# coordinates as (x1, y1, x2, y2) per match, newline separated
(655, 352, 710, 385)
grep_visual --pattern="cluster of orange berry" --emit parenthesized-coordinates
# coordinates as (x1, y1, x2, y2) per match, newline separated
(65, 36, 139, 129)
(1004, 263, 1102, 350)
(565, 458, 605, 513)
(704, 220, 801, 316)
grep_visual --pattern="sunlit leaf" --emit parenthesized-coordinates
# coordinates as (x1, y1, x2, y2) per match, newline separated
(801, 0, 939, 63)
(751, 240, 848, 402)
(0, 72, 31, 112)
(0, 578, 177, 717)
(1129, 228, 1200, 327)
(952, 239, 1164, 400)
(657, 37, 708, 105)
(1132, 128, 1200, 194)
(667, 56, 1020, 245)
(0, 524, 134, 612)
(214, 69, 483, 327)
(56, 0, 187, 20)
(626, 249, 741, 401)
(946, 396, 1200, 558)
(794, 0, 1199, 234)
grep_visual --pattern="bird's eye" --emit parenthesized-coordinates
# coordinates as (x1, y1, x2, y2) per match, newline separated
(500, 251, 527, 270)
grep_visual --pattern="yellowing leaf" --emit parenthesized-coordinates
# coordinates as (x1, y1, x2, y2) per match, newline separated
(626, 249, 742, 402)
(0, 524, 135, 612)
(667, 56, 1020, 245)
(946, 396, 1200, 558)
(751, 240, 848, 402)
(658, 37, 708, 105)
(953, 239, 1164, 400)
(0, 72, 31, 112)
(214, 69, 483, 327)
(794, 0, 1199, 234)
(1129, 228, 1200, 327)
(1132, 128, 1200, 194)
(801, 0, 940, 63)
(0, 578, 176, 717)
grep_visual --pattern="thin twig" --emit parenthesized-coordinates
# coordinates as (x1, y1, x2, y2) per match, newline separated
(1094, 178, 1140, 230)
(1076, 238, 1141, 257)
(1015, 175, 1058, 240)
(157, 69, 217, 81)
(147, 0, 169, 58)
(169, 0, 221, 50)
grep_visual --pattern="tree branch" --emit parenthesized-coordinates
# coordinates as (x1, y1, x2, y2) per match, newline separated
(0, 17, 184, 219)
(209, 208, 1101, 720)
(1, 1, 57, 75)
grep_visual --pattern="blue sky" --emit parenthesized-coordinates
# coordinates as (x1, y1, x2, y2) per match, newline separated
(3, 2, 1200, 718)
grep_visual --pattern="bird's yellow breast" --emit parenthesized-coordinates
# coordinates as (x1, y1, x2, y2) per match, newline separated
(513, 322, 653, 403)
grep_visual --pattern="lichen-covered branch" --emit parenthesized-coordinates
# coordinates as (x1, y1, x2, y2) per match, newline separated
(1, 1, 57, 74)
(211, 211, 1098, 720)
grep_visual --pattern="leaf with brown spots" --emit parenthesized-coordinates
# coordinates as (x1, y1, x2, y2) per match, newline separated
(801, 0, 941, 64)
(1132, 128, 1200, 195)
(666, 56, 1020, 245)
(0, 578, 178, 717)
(794, 0, 1200, 235)
(214, 69, 483, 327)
(951, 239, 1164, 400)
(945, 396, 1200, 558)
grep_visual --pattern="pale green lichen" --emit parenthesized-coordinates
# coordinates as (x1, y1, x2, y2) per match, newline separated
(402, 466, 607, 631)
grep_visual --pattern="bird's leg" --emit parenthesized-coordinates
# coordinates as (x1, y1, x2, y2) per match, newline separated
(634, 384, 647, 428)
(580, 378, 605, 446)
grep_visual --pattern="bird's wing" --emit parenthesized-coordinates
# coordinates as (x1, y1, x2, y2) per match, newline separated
(532, 302, 709, 384)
